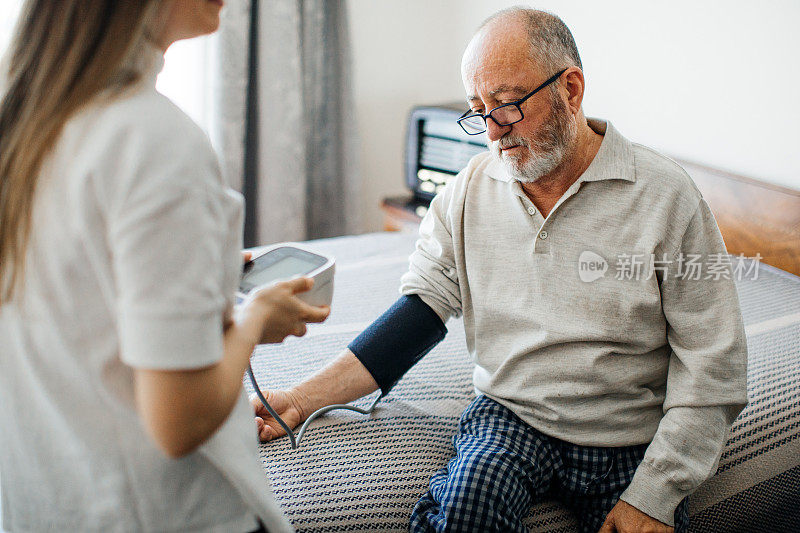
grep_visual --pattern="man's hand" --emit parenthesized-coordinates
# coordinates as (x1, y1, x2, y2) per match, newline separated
(250, 349, 381, 443)
(598, 500, 673, 533)
(250, 389, 309, 442)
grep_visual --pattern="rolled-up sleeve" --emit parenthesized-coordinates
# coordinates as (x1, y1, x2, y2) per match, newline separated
(620, 198, 749, 525)
(399, 174, 465, 323)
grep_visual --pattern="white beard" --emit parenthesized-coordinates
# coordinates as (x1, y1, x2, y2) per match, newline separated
(489, 94, 577, 183)
(498, 140, 567, 184)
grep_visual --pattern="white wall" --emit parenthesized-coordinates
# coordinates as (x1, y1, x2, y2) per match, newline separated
(0, 1, 23, 54)
(348, 0, 800, 232)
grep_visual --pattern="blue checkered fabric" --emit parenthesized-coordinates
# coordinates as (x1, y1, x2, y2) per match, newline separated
(410, 395, 689, 533)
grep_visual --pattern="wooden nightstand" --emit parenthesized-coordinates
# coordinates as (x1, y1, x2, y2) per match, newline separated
(380, 196, 427, 232)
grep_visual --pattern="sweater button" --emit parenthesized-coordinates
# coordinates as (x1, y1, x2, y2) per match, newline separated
(539, 231, 548, 240)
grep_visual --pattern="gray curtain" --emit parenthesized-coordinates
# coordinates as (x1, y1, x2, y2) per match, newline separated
(210, 0, 361, 247)
(208, 1, 250, 194)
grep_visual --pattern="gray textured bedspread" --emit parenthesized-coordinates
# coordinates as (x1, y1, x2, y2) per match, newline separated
(249, 231, 800, 532)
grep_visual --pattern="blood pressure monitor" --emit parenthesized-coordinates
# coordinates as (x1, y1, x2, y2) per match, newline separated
(240, 244, 359, 451)
(238, 243, 335, 307)
(239, 243, 383, 450)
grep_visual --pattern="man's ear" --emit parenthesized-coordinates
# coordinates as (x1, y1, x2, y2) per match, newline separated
(563, 67, 585, 114)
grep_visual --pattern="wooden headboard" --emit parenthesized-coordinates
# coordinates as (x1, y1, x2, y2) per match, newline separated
(676, 159, 800, 277)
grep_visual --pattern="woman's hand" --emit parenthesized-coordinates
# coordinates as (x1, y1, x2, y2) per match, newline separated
(250, 389, 310, 442)
(239, 277, 330, 344)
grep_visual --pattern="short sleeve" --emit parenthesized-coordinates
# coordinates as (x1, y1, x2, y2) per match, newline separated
(108, 116, 232, 370)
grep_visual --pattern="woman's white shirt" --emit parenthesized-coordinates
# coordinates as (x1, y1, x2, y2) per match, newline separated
(0, 53, 292, 532)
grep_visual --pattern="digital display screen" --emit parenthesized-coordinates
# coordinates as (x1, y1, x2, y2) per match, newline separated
(244, 256, 318, 287)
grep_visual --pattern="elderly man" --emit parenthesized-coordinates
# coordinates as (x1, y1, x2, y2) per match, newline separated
(254, 7, 747, 533)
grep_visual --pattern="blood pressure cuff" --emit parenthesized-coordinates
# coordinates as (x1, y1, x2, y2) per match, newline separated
(348, 294, 447, 397)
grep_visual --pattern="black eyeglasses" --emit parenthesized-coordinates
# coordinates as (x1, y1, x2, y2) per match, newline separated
(457, 68, 568, 135)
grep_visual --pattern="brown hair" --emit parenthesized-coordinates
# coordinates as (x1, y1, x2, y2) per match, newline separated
(0, 0, 164, 302)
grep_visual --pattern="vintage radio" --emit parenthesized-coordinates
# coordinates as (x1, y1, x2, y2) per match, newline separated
(405, 103, 488, 203)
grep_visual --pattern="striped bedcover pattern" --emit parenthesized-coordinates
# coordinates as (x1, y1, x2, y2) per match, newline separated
(249, 231, 800, 532)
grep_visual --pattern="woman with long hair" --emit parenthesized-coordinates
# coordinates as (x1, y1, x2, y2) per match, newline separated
(0, 1, 328, 531)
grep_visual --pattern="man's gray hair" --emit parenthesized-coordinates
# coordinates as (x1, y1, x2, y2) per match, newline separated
(481, 7, 583, 73)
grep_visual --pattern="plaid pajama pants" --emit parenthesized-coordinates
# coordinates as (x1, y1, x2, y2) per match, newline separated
(410, 395, 690, 533)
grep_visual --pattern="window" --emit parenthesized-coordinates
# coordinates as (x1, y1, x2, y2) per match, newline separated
(1, 2, 211, 134)
(157, 35, 214, 133)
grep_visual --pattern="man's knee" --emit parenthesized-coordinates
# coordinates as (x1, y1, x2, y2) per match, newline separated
(445, 451, 532, 516)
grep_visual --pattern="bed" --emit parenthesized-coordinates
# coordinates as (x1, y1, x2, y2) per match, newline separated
(249, 162, 800, 532)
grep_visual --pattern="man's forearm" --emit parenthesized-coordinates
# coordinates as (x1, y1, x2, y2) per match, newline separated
(289, 295, 446, 418)
(291, 349, 380, 417)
